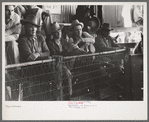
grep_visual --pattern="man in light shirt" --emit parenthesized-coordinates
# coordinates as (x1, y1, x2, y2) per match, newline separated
(5, 5, 21, 65)
(62, 19, 95, 56)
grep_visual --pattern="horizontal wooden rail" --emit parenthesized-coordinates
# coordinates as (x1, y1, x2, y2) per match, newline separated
(64, 49, 126, 60)
(111, 26, 143, 33)
(5, 58, 55, 69)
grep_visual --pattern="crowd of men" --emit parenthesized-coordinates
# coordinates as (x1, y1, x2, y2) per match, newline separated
(5, 5, 144, 101)
(5, 5, 123, 65)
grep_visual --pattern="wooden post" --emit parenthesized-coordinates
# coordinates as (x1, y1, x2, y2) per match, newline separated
(53, 55, 63, 101)
(18, 83, 23, 101)
(124, 48, 133, 100)
(130, 54, 143, 100)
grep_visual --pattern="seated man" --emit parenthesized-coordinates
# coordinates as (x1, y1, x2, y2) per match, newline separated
(17, 14, 52, 100)
(62, 19, 95, 56)
(94, 23, 121, 52)
(5, 5, 21, 65)
(46, 22, 65, 56)
(18, 14, 50, 63)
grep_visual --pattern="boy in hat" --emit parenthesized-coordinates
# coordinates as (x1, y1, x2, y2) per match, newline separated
(18, 14, 50, 63)
(94, 23, 121, 52)
(5, 5, 22, 65)
(46, 22, 65, 56)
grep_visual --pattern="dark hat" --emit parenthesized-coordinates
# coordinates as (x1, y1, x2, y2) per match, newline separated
(21, 14, 40, 27)
(70, 19, 84, 29)
(88, 16, 100, 33)
(50, 22, 64, 33)
(101, 23, 113, 31)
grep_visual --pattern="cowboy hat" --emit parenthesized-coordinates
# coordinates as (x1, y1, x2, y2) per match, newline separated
(70, 19, 84, 29)
(21, 14, 40, 27)
(101, 23, 113, 31)
(88, 16, 100, 33)
(50, 22, 64, 33)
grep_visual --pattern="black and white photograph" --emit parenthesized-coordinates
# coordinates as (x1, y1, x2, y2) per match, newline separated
(2, 1, 147, 120)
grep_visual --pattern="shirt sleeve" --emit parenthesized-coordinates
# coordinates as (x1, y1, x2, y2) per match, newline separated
(5, 34, 20, 42)
(82, 32, 93, 38)
(5, 23, 22, 35)
(5, 13, 21, 38)
(62, 39, 87, 56)
(82, 32, 95, 44)
(69, 44, 87, 56)
(14, 13, 21, 24)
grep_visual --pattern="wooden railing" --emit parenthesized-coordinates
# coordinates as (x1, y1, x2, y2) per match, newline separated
(5, 49, 143, 101)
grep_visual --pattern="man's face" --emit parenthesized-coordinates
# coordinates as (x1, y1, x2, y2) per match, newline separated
(5, 5, 15, 19)
(73, 25, 82, 37)
(25, 23, 37, 36)
(53, 30, 62, 39)
(102, 30, 110, 37)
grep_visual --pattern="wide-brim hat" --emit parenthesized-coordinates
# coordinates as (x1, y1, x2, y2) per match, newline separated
(21, 14, 40, 27)
(101, 23, 113, 31)
(70, 19, 84, 29)
(88, 16, 100, 33)
(50, 22, 64, 33)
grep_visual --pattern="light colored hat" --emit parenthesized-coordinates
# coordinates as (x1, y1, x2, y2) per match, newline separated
(70, 19, 84, 29)
(101, 23, 113, 31)
(21, 14, 40, 27)
(50, 22, 64, 33)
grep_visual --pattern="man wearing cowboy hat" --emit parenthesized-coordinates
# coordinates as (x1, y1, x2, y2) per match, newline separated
(46, 22, 65, 56)
(94, 23, 120, 52)
(5, 5, 22, 65)
(63, 19, 95, 56)
(18, 14, 50, 63)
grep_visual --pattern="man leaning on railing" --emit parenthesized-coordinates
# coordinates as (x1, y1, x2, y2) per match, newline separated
(61, 19, 96, 56)
(94, 23, 123, 53)
(18, 14, 51, 63)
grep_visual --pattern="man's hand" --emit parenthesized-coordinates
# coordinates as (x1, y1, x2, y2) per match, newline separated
(82, 38, 95, 44)
(28, 53, 40, 61)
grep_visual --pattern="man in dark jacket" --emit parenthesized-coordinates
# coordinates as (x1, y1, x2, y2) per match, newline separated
(18, 14, 50, 63)
(94, 23, 120, 52)
(46, 22, 65, 56)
